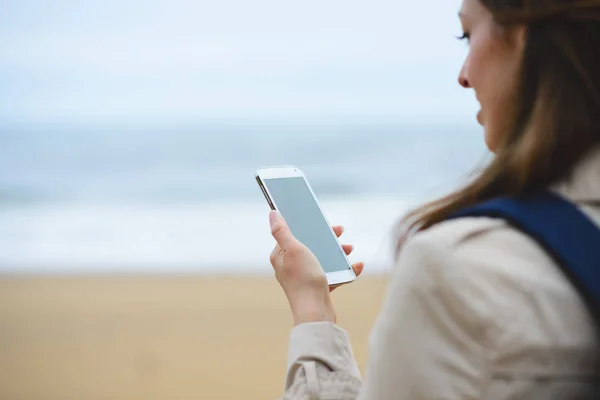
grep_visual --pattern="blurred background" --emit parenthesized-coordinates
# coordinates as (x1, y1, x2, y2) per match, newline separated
(0, 0, 487, 398)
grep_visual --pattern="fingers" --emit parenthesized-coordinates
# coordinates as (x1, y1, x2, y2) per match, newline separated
(329, 262, 365, 292)
(335, 227, 352, 255)
(332, 225, 344, 238)
(269, 213, 359, 278)
(342, 244, 353, 255)
(269, 211, 296, 248)
(269, 243, 281, 267)
(352, 262, 365, 278)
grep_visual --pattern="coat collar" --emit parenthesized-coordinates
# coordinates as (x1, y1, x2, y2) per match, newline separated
(552, 146, 600, 204)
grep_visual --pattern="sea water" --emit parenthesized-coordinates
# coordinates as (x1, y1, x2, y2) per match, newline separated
(0, 123, 488, 274)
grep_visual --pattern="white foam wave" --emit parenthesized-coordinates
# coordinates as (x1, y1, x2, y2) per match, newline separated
(0, 196, 415, 275)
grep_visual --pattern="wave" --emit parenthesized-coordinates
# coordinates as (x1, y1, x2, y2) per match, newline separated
(0, 196, 410, 274)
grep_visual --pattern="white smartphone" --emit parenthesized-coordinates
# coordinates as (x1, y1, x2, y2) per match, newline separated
(256, 165, 356, 286)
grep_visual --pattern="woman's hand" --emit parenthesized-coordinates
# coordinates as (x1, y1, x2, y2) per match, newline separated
(269, 211, 365, 326)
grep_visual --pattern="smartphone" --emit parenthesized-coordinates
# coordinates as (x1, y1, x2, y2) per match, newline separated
(256, 165, 356, 286)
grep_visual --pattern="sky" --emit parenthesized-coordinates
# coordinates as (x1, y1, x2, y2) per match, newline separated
(0, 0, 477, 126)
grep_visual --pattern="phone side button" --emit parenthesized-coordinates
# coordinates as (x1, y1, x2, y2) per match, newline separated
(256, 178, 275, 210)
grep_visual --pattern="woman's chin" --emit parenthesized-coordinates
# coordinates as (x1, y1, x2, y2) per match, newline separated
(483, 128, 499, 153)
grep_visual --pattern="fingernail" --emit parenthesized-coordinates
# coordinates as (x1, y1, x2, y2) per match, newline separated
(269, 211, 279, 224)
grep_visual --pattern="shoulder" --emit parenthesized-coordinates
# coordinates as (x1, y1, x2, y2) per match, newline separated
(400, 215, 561, 283)
(388, 214, 596, 344)
(387, 216, 568, 344)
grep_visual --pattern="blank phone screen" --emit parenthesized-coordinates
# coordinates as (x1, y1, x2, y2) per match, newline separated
(263, 177, 351, 273)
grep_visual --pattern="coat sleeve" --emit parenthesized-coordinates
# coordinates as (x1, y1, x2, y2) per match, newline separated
(281, 224, 493, 400)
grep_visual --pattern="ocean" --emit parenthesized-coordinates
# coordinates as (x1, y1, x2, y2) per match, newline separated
(0, 123, 488, 274)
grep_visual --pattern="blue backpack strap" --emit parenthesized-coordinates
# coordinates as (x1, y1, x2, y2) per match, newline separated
(448, 191, 600, 317)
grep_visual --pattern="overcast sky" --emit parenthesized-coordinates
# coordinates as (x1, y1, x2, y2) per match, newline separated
(0, 0, 478, 126)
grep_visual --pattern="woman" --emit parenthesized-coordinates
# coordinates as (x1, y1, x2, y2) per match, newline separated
(267, 0, 600, 398)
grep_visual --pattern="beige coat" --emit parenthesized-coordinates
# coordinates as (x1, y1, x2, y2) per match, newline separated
(281, 147, 600, 400)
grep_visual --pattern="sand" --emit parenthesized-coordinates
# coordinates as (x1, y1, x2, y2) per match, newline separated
(0, 275, 388, 400)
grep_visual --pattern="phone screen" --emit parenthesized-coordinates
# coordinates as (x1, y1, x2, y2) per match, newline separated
(262, 177, 351, 274)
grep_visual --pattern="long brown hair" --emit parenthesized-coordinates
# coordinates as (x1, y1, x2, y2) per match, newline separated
(398, 0, 600, 240)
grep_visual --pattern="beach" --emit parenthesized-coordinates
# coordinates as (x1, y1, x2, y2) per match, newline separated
(0, 275, 387, 400)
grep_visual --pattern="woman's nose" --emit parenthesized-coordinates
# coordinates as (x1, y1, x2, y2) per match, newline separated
(458, 64, 471, 88)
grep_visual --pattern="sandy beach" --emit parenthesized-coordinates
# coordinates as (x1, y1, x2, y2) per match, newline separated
(0, 275, 388, 400)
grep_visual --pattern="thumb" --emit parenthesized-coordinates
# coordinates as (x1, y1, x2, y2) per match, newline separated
(269, 211, 296, 248)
